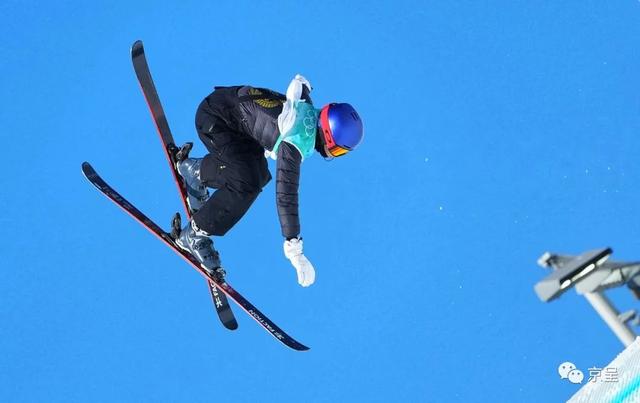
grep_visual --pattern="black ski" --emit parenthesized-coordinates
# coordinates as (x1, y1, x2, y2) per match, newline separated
(131, 39, 237, 330)
(82, 162, 309, 351)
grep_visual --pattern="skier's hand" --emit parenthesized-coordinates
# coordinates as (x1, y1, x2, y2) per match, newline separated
(284, 237, 315, 287)
(294, 74, 312, 92)
(286, 75, 312, 102)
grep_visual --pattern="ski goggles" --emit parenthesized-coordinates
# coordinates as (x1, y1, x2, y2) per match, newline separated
(320, 107, 351, 158)
(326, 144, 349, 157)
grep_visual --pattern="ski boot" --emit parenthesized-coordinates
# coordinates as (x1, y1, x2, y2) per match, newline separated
(175, 143, 209, 213)
(172, 213, 225, 281)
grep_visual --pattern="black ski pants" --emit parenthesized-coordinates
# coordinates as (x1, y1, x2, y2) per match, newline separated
(192, 96, 272, 236)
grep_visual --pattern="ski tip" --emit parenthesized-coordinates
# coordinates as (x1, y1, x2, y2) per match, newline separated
(81, 162, 99, 182)
(81, 161, 93, 174)
(131, 40, 144, 57)
(281, 336, 310, 351)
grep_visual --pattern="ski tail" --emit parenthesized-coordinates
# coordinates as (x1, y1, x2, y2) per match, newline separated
(208, 281, 238, 330)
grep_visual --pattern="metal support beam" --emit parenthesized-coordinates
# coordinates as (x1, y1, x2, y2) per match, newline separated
(584, 291, 636, 347)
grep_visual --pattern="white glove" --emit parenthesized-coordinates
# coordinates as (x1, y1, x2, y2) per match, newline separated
(283, 237, 316, 287)
(286, 74, 312, 101)
(294, 74, 312, 92)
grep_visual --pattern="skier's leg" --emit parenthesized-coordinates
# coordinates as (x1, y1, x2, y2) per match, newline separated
(175, 147, 209, 213)
(176, 93, 269, 271)
(175, 94, 236, 212)
(175, 217, 222, 274)
(174, 97, 233, 272)
(193, 135, 271, 236)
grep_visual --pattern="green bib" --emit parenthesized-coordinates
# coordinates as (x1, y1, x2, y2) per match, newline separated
(272, 101, 319, 161)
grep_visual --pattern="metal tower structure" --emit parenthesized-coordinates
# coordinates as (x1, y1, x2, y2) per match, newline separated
(535, 247, 640, 347)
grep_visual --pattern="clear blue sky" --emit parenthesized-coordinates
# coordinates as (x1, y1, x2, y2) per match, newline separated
(2, 1, 640, 402)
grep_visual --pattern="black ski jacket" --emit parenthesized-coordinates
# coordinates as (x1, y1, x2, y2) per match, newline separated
(200, 85, 313, 239)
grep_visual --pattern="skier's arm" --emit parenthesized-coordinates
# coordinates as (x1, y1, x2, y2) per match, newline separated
(276, 142, 302, 239)
(274, 75, 316, 287)
(274, 74, 314, 237)
(276, 142, 316, 287)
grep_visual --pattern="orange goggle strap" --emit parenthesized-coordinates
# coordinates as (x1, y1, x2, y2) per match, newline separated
(320, 105, 350, 157)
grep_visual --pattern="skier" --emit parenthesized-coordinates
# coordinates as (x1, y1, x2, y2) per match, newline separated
(174, 74, 364, 287)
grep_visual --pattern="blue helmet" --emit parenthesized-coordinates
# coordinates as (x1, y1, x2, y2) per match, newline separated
(318, 103, 364, 157)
